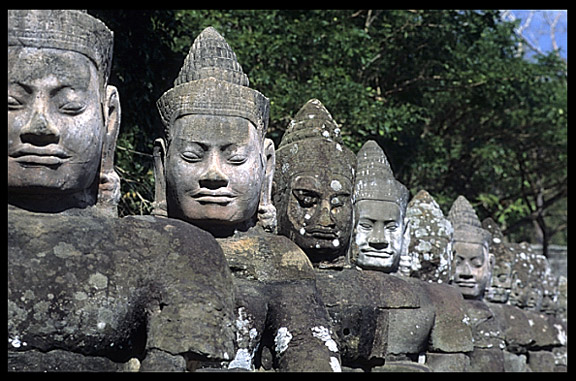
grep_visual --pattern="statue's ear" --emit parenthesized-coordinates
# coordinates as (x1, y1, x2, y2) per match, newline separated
(97, 85, 121, 216)
(398, 220, 412, 276)
(257, 138, 277, 233)
(152, 137, 168, 217)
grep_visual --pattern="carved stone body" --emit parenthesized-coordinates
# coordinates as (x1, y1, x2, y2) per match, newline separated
(218, 229, 341, 371)
(153, 27, 342, 372)
(8, 206, 236, 371)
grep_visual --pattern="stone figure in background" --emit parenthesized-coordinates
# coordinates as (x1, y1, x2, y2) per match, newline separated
(481, 218, 515, 304)
(509, 248, 566, 371)
(480, 218, 566, 372)
(8, 11, 238, 372)
(351, 142, 471, 372)
(481, 218, 533, 371)
(509, 242, 544, 311)
(448, 196, 505, 371)
(553, 275, 568, 371)
(449, 196, 495, 301)
(154, 27, 341, 372)
(273, 99, 357, 267)
(405, 190, 453, 283)
(8, 9, 121, 217)
(348, 141, 410, 273)
(278, 139, 471, 371)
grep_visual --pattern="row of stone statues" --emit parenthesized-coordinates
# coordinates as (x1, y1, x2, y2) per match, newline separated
(8, 10, 566, 372)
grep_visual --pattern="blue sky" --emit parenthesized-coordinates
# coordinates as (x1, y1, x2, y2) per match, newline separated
(505, 10, 567, 59)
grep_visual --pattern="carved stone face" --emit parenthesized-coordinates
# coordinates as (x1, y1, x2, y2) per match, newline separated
(452, 241, 492, 299)
(284, 171, 353, 259)
(354, 200, 404, 272)
(510, 252, 546, 311)
(485, 261, 514, 303)
(8, 47, 105, 196)
(165, 114, 265, 233)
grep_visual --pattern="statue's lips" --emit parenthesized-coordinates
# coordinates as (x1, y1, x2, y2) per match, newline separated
(455, 281, 477, 288)
(307, 228, 338, 239)
(190, 191, 237, 205)
(10, 147, 71, 166)
(361, 249, 394, 258)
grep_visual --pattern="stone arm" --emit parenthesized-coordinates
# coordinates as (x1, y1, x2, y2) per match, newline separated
(266, 280, 342, 372)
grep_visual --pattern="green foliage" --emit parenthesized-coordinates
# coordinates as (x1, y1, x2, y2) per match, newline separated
(90, 10, 566, 247)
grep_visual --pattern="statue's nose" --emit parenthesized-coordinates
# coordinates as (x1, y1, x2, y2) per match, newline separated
(20, 111, 60, 146)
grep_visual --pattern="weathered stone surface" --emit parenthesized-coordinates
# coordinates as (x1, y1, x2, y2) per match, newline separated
(487, 302, 534, 351)
(502, 351, 529, 372)
(8, 206, 236, 371)
(528, 350, 556, 372)
(372, 361, 431, 372)
(461, 300, 506, 372)
(425, 353, 470, 372)
(218, 228, 341, 372)
(273, 99, 356, 266)
(406, 190, 453, 283)
(422, 281, 474, 354)
(467, 348, 505, 372)
(8, 349, 127, 372)
(315, 268, 421, 368)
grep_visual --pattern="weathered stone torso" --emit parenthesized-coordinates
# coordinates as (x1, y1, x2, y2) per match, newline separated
(217, 228, 341, 372)
(8, 206, 236, 371)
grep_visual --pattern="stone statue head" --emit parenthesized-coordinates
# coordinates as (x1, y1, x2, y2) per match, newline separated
(481, 218, 515, 303)
(348, 140, 410, 273)
(509, 244, 546, 311)
(154, 27, 275, 237)
(273, 99, 356, 265)
(449, 196, 494, 300)
(8, 10, 121, 215)
(405, 189, 453, 282)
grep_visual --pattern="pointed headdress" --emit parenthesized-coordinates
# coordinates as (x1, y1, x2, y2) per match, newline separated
(276, 99, 355, 174)
(448, 196, 491, 246)
(8, 10, 114, 85)
(274, 99, 356, 196)
(157, 27, 269, 140)
(354, 140, 409, 211)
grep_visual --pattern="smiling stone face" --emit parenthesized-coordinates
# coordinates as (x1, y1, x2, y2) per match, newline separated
(154, 27, 273, 236)
(8, 48, 105, 196)
(452, 241, 492, 299)
(354, 200, 405, 272)
(448, 196, 494, 300)
(8, 10, 120, 215)
(348, 140, 410, 272)
(164, 114, 265, 232)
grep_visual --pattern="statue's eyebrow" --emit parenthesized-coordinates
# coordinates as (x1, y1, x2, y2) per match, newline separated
(9, 81, 34, 94)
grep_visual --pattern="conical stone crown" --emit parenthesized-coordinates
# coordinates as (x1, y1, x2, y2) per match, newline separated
(354, 140, 409, 209)
(448, 196, 482, 228)
(157, 27, 269, 139)
(278, 99, 343, 147)
(174, 27, 249, 87)
(449, 196, 491, 245)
